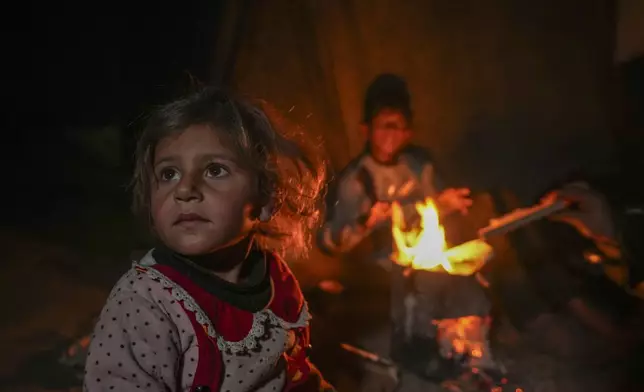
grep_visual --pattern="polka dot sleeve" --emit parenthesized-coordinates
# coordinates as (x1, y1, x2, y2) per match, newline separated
(83, 292, 181, 391)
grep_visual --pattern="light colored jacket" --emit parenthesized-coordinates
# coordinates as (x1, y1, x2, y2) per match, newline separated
(317, 145, 444, 262)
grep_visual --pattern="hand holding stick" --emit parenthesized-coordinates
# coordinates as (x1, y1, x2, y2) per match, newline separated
(441, 197, 570, 276)
(477, 198, 570, 240)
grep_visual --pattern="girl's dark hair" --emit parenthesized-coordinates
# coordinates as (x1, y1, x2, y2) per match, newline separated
(132, 87, 327, 258)
(363, 73, 413, 125)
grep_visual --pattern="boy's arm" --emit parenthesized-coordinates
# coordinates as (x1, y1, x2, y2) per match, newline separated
(317, 175, 374, 255)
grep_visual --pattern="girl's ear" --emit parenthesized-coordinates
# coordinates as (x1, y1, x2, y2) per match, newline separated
(258, 194, 276, 222)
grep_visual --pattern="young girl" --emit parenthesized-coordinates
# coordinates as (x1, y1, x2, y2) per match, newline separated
(84, 88, 334, 392)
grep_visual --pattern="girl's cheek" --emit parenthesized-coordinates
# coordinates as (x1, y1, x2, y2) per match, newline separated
(149, 194, 166, 221)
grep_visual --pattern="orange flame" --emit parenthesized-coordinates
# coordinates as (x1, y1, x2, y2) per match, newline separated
(391, 198, 492, 275)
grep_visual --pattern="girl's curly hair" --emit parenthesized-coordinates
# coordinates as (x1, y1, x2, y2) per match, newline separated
(131, 87, 327, 258)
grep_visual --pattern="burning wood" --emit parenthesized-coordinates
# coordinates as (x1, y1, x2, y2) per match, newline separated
(436, 316, 492, 369)
(340, 340, 516, 392)
(340, 343, 400, 392)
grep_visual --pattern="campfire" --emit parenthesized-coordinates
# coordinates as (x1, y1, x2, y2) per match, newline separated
(390, 197, 499, 386)
(353, 196, 567, 391)
(390, 198, 493, 275)
(388, 197, 566, 390)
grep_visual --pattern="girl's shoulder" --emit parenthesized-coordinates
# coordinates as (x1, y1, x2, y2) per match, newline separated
(86, 257, 198, 391)
(266, 253, 310, 324)
(267, 253, 301, 296)
(104, 254, 178, 314)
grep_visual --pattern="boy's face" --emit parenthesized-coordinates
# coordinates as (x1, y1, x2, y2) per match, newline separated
(366, 109, 412, 163)
(150, 125, 257, 255)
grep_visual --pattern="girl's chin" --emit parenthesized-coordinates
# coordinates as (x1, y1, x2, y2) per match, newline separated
(170, 237, 221, 256)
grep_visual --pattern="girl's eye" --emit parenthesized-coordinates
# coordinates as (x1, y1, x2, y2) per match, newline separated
(159, 168, 179, 182)
(205, 163, 230, 179)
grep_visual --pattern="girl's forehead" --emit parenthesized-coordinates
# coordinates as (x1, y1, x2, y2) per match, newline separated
(154, 125, 240, 162)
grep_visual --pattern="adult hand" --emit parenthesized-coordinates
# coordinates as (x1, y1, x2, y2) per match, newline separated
(436, 188, 472, 215)
(542, 182, 616, 242)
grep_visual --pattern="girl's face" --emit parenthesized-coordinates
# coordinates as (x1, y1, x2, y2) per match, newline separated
(150, 125, 258, 255)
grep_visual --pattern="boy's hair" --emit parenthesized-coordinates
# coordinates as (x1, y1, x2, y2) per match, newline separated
(363, 73, 413, 125)
(132, 87, 327, 258)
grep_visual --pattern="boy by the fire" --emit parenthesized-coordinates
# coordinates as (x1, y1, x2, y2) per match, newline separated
(317, 74, 492, 390)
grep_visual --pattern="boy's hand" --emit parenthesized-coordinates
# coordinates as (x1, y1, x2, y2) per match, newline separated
(437, 188, 472, 215)
(542, 182, 616, 242)
(365, 201, 392, 229)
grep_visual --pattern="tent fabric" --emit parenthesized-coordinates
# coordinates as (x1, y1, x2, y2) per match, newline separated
(214, 0, 616, 203)
(207, 1, 618, 277)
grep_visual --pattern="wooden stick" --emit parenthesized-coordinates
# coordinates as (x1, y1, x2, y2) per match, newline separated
(477, 200, 569, 240)
(440, 199, 569, 275)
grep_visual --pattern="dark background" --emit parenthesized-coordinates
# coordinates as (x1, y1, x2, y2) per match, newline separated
(3, 0, 643, 230)
(3, 0, 643, 257)
(1, 1, 644, 390)
(4, 0, 221, 226)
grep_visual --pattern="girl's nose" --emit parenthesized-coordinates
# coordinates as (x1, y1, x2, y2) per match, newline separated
(174, 173, 203, 202)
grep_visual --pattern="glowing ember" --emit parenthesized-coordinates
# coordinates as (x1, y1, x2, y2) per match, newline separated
(391, 198, 492, 275)
(436, 316, 494, 368)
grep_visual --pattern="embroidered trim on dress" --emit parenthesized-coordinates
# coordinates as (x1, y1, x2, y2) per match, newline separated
(133, 262, 311, 355)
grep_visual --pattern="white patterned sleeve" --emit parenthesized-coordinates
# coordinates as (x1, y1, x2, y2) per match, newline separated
(83, 291, 181, 392)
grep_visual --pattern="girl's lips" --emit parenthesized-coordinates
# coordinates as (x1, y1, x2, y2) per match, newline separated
(174, 213, 210, 224)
